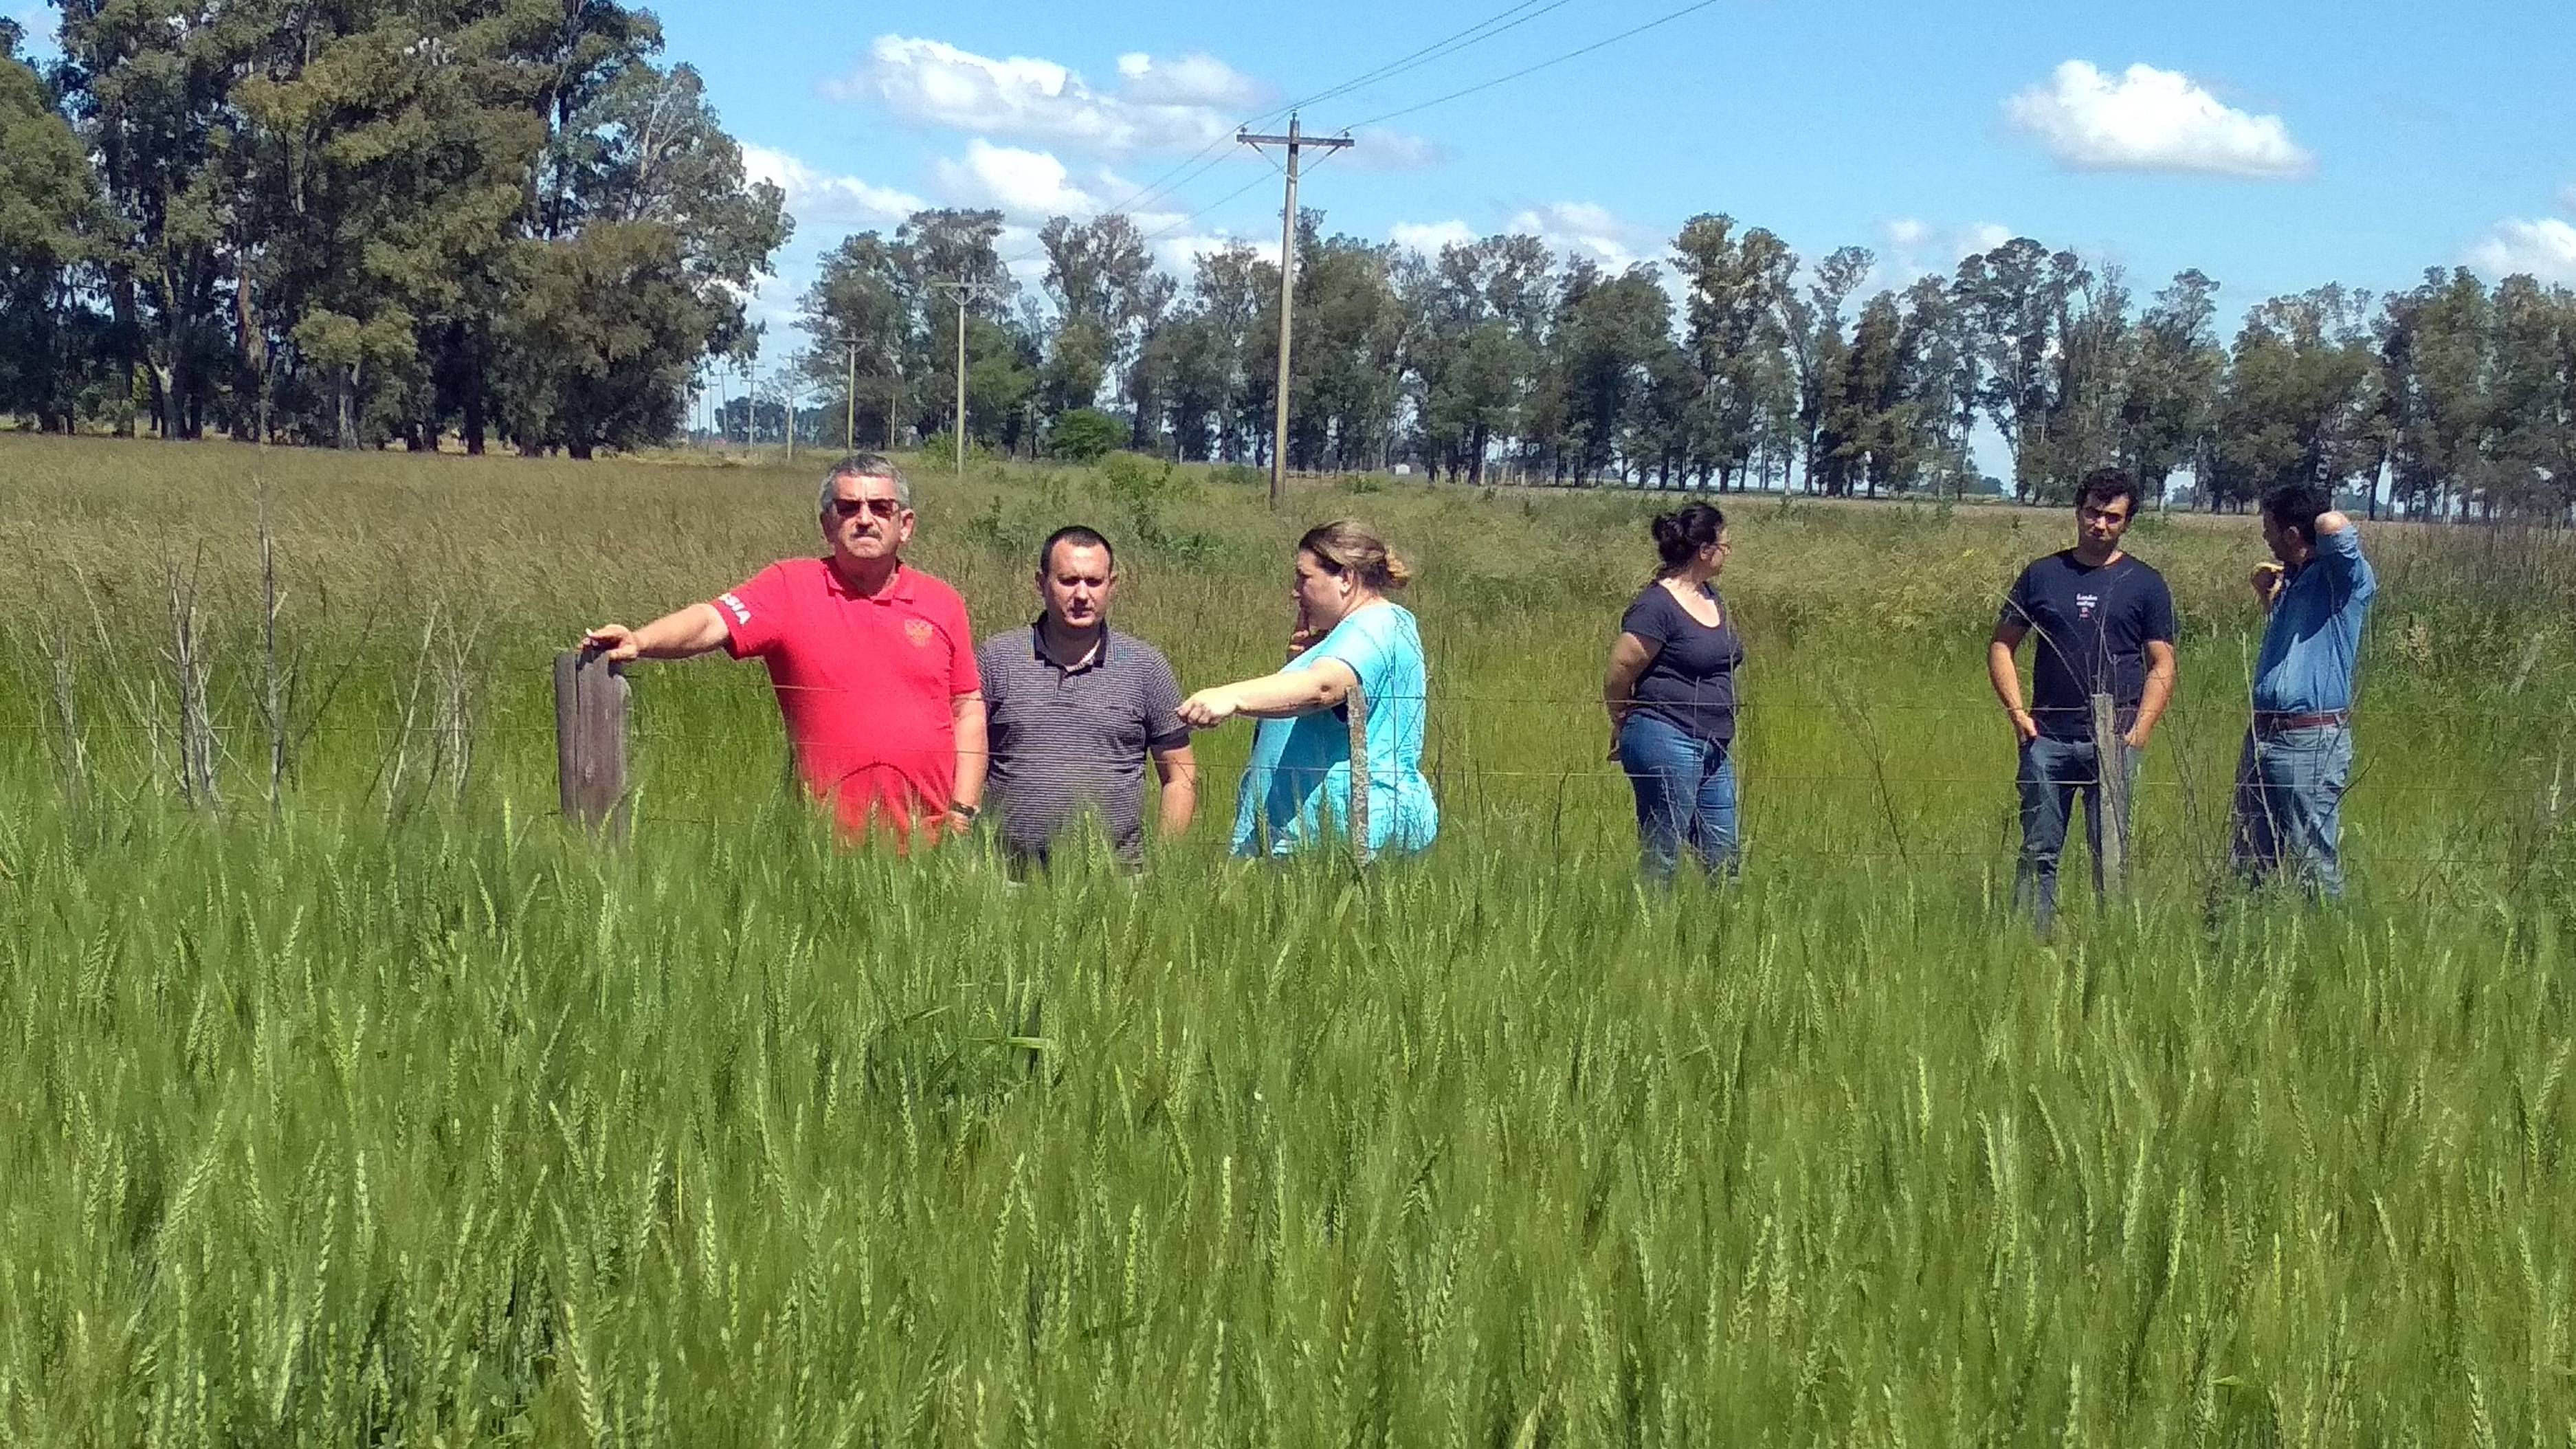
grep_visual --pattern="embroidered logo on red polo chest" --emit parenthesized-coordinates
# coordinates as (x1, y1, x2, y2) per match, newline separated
(903, 619, 935, 647)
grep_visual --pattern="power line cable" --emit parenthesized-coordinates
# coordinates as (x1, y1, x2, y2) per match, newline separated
(1283, 0, 1579, 115)
(993, 0, 1595, 270)
(1130, 172, 1280, 254)
(1106, 0, 1576, 219)
(1010, 0, 1725, 279)
(1335, 0, 1730, 131)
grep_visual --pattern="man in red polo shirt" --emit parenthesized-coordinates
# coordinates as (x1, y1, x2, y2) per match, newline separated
(583, 454, 986, 843)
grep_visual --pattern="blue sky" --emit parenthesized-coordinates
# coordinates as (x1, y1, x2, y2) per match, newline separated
(14, 0, 2574, 338)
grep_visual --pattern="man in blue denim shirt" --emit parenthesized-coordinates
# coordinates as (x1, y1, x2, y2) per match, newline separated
(2234, 480, 2375, 897)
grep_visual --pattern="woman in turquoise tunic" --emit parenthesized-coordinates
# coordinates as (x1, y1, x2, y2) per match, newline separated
(1175, 520, 1437, 859)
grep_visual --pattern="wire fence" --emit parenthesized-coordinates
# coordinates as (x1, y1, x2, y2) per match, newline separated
(10, 686, 2560, 788)
(14, 660, 2569, 881)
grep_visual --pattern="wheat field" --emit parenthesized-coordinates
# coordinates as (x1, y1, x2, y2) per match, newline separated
(2, 434, 2573, 1444)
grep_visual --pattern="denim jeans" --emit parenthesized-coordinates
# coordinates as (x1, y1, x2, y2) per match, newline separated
(1618, 713, 1740, 881)
(2232, 724, 2353, 898)
(2014, 735, 2140, 936)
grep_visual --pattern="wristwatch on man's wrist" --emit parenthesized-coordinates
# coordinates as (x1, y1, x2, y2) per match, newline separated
(946, 801, 980, 821)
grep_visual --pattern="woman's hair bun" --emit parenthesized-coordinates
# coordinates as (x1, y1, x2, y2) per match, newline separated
(1298, 519, 1412, 592)
(1650, 502, 1726, 569)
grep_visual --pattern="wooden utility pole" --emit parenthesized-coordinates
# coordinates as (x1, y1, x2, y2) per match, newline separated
(839, 338, 858, 452)
(1239, 115, 1352, 509)
(778, 368, 801, 466)
(930, 280, 999, 474)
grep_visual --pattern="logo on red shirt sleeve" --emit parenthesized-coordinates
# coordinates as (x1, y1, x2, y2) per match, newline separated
(720, 593, 751, 625)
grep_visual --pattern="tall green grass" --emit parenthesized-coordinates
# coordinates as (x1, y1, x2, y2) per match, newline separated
(1, 435, 2573, 1444)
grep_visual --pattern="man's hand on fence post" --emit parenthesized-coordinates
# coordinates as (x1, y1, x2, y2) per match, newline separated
(582, 624, 641, 663)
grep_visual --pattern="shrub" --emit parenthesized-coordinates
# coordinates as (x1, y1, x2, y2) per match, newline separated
(916, 430, 996, 465)
(1049, 408, 1124, 463)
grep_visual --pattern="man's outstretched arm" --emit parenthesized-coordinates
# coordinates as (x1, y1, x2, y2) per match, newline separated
(584, 603, 729, 662)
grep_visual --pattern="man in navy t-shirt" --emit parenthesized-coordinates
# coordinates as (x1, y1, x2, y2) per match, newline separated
(1986, 467, 2178, 936)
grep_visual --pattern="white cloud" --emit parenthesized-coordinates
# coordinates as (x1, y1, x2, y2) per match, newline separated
(1961, 221, 2014, 255)
(2466, 217, 2576, 286)
(737, 276, 806, 338)
(1113, 51, 1267, 109)
(1343, 127, 1446, 170)
(1391, 220, 1476, 254)
(1151, 232, 1252, 275)
(740, 144, 925, 228)
(931, 139, 1101, 218)
(2006, 60, 2313, 179)
(2557, 183, 2576, 214)
(1868, 218, 2018, 291)
(840, 35, 1247, 155)
(1506, 201, 1652, 271)
(1089, 166, 1204, 232)
(1381, 201, 1658, 273)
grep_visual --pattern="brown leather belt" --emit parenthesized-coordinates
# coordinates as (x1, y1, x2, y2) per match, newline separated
(2254, 709, 2349, 734)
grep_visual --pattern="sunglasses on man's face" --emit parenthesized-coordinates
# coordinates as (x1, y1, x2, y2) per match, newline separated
(829, 496, 904, 520)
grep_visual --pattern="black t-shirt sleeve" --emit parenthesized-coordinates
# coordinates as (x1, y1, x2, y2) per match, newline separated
(2142, 573, 2177, 643)
(1619, 588, 1673, 648)
(2000, 565, 2037, 630)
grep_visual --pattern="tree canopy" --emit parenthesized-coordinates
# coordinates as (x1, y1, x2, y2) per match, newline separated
(5, 0, 784, 454)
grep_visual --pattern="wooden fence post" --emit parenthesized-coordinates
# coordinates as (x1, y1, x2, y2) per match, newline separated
(1346, 684, 1373, 867)
(555, 649, 630, 839)
(2090, 690, 2129, 894)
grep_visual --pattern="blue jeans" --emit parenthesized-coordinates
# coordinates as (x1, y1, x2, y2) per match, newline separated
(2232, 724, 2353, 898)
(1618, 714, 1739, 881)
(2014, 735, 2139, 936)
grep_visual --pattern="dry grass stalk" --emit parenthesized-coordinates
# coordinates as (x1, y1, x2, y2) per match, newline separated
(46, 619, 87, 812)
(165, 559, 220, 808)
(259, 483, 287, 812)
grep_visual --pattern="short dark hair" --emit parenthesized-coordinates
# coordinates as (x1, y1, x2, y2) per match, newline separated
(2074, 467, 2140, 517)
(2263, 481, 2333, 543)
(1038, 525, 1114, 575)
(1650, 502, 1726, 571)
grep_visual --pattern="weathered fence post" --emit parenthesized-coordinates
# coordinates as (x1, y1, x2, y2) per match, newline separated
(1346, 683, 1373, 867)
(2090, 690, 2129, 894)
(555, 649, 630, 839)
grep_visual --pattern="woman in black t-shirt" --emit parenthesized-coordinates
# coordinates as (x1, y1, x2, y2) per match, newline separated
(1602, 502, 1746, 880)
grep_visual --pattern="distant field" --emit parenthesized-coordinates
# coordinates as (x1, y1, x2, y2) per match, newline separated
(2, 433, 2573, 1444)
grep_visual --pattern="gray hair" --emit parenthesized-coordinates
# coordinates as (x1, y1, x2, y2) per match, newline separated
(818, 453, 909, 513)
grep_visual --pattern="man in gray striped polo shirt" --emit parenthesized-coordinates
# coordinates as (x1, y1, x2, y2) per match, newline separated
(975, 526, 1197, 869)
